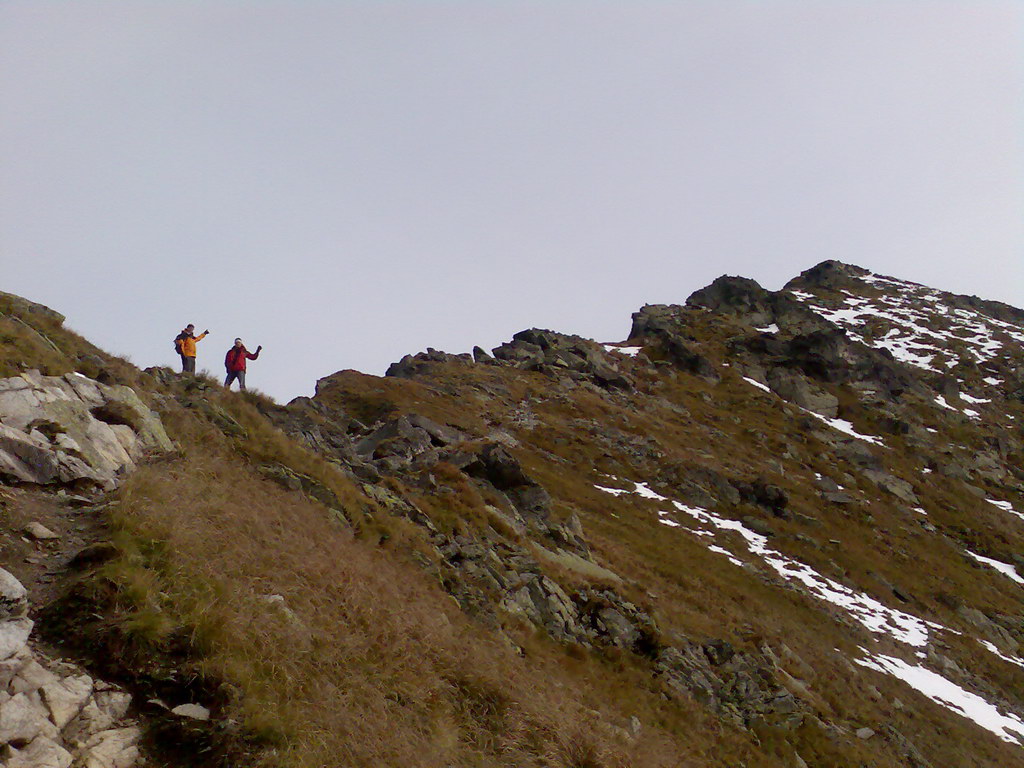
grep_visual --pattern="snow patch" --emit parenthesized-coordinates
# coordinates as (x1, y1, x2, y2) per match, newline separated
(988, 499, 1024, 523)
(966, 551, 1024, 585)
(960, 393, 990, 405)
(604, 344, 642, 357)
(856, 651, 1024, 745)
(979, 640, 1024, 670)
(789, 272, 1024, 382)
(594, 481, 941, 648)
(594, 484, 631, 497)
(806, 411, 884, 445)
(743, 376, 772, 393)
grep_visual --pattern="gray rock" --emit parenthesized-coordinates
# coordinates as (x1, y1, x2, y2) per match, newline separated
(742, 517, 774, 537)
(0, 650, 32, 690)
(0, 569, 28, 620)
(63, 691, 133, 743)
(0, 372, 172, 488)
(685, 275, 775, 327)
(76, 726, 141, 768)
(813, 476, 840, 493)
(824, 491, 856, 505)
(596, 607, 640, 649)
(957, 606, 1019, 653)
(4, 736, 73, 768)
(10, 660, 59, 694)
(0, 292, 66, 326)
(629, 715, 642, 738)
(24, 522, 58, 541)
(171, 702, 210, 720)
(41, 674, 93, 729)
(0, 619, 33, 661)
(863, 470, 918, 504)
(534, 547, 621, 583)
(855, 726, 875, 740)
(0, 691, 52, 743)
(767, 367, 839, 418)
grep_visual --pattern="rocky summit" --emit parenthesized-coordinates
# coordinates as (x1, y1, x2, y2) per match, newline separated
(0, 262, 1023, 768)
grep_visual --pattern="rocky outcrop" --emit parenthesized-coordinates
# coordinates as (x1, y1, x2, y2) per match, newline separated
(385, 330, 634, 390)
(385, 348, 473, 378)
(685, 275, 777, 327)
(655, 640, 805, 729)
(684, 276, 826, 336)
(0, 293, 65, 327)
(0, 568, 141, 767)
(0, 371, 173, 488)
(783, 260, 871, 293)
(628, 306, 720, 382)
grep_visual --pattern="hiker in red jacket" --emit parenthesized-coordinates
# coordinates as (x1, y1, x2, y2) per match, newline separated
(224, 338, 262, 391)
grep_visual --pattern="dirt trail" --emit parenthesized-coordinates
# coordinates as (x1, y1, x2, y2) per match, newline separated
(0, 485, 110, 619)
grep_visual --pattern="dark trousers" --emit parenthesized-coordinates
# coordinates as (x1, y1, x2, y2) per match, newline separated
(225, 370, 246, 390)
(180, 355, 196, 373)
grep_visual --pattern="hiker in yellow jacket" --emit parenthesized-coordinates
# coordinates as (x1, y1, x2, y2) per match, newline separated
(174, 324, 209, 374)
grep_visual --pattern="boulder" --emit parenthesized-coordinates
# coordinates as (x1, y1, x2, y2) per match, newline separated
(41, 674, 93, 729)
(4, 736, 73, 768)
(0, 691, 54, 744)
(9, 661, 58, 695)
(0, 651, 32, 690)
(686, 276, 774, 327)
(76, 726, 141, 768)
(766, 368, 839, 418)
(628, 307, 719, 382)
(0, 292, 66, 326)
(64, 691, 132, 742)
(489, 330, 635, 389)
(0, 619, 33, 661)
(500, 576, 580, 641)
(385, 349, 473, 378)
(171, 703, 210, 720)
(0, 372, 172, 488)
(862, 470, 919, 505)
(783, 261, 870, 292)
(0, 569, 28, 620)
(24, 522, 58, 541)
(534, 548, 621, 583)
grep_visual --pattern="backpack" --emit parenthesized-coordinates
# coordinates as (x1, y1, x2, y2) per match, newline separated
(173, 333, 186, 354)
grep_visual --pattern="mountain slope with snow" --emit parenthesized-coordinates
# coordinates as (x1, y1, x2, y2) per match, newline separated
(2, 262, 1023, 767)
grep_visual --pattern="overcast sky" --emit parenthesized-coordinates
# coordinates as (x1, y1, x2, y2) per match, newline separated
(2, 2, 1021, 402)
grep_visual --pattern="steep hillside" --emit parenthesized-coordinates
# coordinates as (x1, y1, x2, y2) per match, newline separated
(1, 262, 1023, 768)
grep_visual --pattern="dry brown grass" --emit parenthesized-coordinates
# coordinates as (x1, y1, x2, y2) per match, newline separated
(0, 296, 143, 386)
(378, 350, 1024, 767)
(101, 417, 739, 767)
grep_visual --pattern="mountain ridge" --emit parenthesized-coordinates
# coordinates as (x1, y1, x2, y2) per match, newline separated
(0, 260, 1022, 767)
